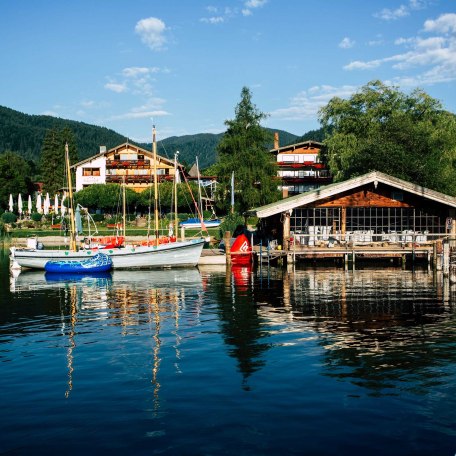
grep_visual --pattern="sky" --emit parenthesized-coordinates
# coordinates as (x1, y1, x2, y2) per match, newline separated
(1, 0, 456, 143)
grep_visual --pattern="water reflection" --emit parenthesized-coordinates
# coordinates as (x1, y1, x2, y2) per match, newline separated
(7, 267, 203, 405)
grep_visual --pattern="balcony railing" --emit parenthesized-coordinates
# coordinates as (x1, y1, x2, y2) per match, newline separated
(106, 175, 173, 184)
(106, 159, 151, 169)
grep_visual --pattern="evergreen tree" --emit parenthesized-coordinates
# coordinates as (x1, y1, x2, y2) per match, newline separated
(40, 127, 79, 196)
(215, 87, 280, 216)
(0, 151, 33, 210)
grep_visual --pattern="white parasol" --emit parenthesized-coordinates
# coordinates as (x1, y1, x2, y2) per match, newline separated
(54, 194, 59, 215)
(28, 195, 32, 214)
(61, 194, 67, 216)
(36, 193, 42, 214)
(8, 194, 13, 212)
(18, 193, 23, 215)
(43, 193, 50, 215)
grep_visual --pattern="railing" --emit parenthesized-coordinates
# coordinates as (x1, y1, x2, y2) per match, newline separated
(106, 159, 151, 169)
(106, 175, 173, 184)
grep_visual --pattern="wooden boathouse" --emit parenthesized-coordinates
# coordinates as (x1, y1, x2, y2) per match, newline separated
(247, 171, 456, 267)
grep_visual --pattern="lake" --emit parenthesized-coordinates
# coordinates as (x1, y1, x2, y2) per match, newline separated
(1, 248, 456, 455)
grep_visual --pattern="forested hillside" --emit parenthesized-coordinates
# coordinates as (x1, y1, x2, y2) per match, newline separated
(0, 106, 129, 162)
(0, 105, 308, 169)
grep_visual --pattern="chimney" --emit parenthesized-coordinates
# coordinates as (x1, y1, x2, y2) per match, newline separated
(274, 132, 279, 150)
(99, 146, 107, 154)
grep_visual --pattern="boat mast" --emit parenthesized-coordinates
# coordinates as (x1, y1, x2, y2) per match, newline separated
(174, 151, 179, 238)
(65, 142, 77, 251)
(122, 176, 126, 238)
(153, 126, 159, 240)
(196, 156, 203, 222)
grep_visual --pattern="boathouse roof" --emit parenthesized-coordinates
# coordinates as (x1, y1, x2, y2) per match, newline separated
(247, 171, 456, 218)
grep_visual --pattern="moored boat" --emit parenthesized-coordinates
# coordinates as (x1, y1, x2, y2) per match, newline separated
(180, 218, 221, 229)
(45, 252, 113, 274)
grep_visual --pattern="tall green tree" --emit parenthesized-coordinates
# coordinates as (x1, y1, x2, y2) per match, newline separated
(319, 80, 456, 195)
(0, 151, 34, 210)
(40, 127, 78, 196)
(215, 87, 280, 216)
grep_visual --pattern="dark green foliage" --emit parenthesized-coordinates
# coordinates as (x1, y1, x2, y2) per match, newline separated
(0, 105, 129, 163)
(0, 151, 34, 210)
(1, 212, 17, 223)
(31, 213, 42, 222)
(215, 87, 281, 215)
(219, 213, 245, 239)
(74, 184, 138, 214)
(137, 182, 200, 213)
(290, 126, 330, 144)
(40, 128, 78, 196)
(319, 80, 456, 195)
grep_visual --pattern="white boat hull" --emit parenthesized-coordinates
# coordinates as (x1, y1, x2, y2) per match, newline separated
(10, 239, 205, 270)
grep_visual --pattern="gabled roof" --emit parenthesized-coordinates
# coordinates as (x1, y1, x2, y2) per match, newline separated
(247, 171, 456, 218)
(271, 140, 323, 154)
(71, 142, 175, 169)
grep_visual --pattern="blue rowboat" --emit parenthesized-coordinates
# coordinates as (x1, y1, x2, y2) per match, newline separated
(44, 252, 113, 274)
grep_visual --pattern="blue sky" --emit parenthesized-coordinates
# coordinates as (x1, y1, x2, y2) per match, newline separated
(1, 0, 455, 143)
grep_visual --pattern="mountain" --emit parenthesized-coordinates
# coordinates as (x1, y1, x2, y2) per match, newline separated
(0, 105, 313, 170)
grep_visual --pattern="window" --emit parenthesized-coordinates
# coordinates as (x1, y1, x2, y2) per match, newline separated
(83, 168, 100, 176)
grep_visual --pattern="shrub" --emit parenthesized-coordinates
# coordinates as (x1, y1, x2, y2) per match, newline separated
(1, 212, 17, 223)
(91, 213, 104, 222)
(31, 213, 43, 222)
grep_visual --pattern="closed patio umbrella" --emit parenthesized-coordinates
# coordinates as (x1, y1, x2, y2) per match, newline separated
(36, 193, 42, 214)
(28, 195, 32, 215)
(54, 194, 59, 215)
(61, 195, 66, 216)
(43, 193, 50, 215)
(18, 193, 23, 216)
(8, 194, 13, 212)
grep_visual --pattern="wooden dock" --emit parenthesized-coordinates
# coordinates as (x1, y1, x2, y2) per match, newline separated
(254, 243, 435, 267)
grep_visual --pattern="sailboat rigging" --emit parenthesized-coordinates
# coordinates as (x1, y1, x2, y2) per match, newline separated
(10, 130, 205, 270)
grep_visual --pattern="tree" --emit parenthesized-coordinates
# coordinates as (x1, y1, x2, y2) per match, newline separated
(40, 127, 79, 196)
(215, 87, 280, 216)
(319, 80, 456, 195)
(0, 151, 34, 210)
(74, 183, 138, 214)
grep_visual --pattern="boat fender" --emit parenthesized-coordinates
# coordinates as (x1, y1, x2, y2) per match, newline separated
(37, 242, 44, 250)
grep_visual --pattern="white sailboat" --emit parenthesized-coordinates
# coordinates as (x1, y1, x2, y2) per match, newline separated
(10, 130, 205, 270)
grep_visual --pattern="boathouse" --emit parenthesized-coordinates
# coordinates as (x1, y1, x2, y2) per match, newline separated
(247, 171, 456, 264)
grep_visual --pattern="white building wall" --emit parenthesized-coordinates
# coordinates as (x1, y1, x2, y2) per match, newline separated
(75, 156, 107, 191)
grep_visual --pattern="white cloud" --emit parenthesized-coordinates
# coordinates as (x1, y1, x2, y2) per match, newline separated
(344, 59, 382, 70)
(122, 67, 160, 78)
(200, 16, 225, 24)
(424, 13, 456, 34)
(135, 17, 167, 51)
(343, 13, 456, 86)
(375, 4, 409, 21)
(242, 0, 267, 17)
(269, 85, 358, 121)
(105, 82, 127, 93)
(111, 110, 170, 121)
(41, 110, 59, 117)
(339, 37, 355, 49)
(374, 0, 428, 21)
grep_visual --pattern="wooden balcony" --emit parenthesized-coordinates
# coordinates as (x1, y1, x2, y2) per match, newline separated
(106, 175, 174, 184)
(106, 159, 151, 169)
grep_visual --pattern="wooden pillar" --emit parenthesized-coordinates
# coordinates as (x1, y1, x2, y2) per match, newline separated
(341, 207, 346, 241)
(283, 211, 291, 251)
(225, 231, 232, 265)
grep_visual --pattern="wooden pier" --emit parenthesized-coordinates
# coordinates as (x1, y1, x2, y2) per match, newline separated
(254, 243, 440, 268)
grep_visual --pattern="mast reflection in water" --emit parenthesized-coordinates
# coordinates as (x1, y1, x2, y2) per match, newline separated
(1, 250, 456, 455)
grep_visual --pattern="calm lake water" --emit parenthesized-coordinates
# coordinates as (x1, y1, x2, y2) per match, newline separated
(1, 248, 456, 455)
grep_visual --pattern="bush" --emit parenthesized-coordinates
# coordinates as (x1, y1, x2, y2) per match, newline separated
(219, 213, 244, 238)
(91, 213, 104, 222)
(1, 212, 17, 223)
(31, 213, 42, 222)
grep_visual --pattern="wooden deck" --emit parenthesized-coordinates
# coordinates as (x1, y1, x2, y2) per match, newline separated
(254, 243, 434, 265)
